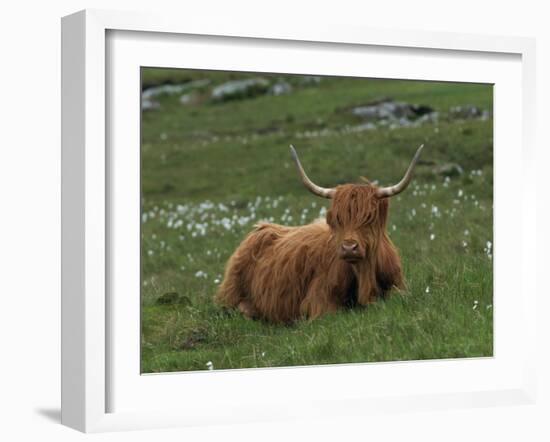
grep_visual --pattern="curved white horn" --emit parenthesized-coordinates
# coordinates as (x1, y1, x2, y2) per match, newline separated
(290, 145, 335, 199)
(376, 144, 424, 198)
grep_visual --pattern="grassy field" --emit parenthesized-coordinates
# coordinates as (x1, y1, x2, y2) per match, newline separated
(140, 68, 493, 373)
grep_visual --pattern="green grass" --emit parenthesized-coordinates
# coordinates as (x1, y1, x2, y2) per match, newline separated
(140, 68, 493, 373)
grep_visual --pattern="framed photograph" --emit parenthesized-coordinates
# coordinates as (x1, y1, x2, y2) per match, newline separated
(61, 9, 537, 433)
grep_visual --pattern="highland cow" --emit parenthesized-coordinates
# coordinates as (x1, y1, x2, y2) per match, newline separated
(215, 144, 424, 323)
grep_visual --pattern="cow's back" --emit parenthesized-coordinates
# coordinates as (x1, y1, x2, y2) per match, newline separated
(245, 220, 333, 321)
(216, 219, 336, 322)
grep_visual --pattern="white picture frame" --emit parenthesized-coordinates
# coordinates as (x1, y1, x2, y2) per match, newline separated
(61, 9, 537, 433)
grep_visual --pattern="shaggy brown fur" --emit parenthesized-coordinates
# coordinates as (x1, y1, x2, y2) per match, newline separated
(215, 184, 404, 323)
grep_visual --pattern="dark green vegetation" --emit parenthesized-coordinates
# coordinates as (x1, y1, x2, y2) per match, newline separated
(141, 68, 493, 373)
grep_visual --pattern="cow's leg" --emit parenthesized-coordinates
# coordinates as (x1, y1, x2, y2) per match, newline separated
(215, 257, 247, 308)
(355, 263, 379, 305)
(375, 234, 404, 296)
(238, 299, 258, 319)
(299, 279, 339, 320)
(215, 223, 279, 315)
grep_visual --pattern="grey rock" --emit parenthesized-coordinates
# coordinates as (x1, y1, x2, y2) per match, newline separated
(142, 79, 211, 100)
(211, 78, 270, 102)
(142, 98, 160, 111)
(269, 81, 292, 96)
(433, 163, 464, 177)
(414, 111, 440, 125)
(142, 84, 186, 99)
(347, 123, 377, 132)
(449, 105, 488, 120)
(480, 110, 490, 121)
(346, 99, 489, 132)
(179, 93, 196, 105)
(350, 100, 435, 128)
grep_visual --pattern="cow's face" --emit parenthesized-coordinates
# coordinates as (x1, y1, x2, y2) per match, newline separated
(289, 144, 423, 263)
(326, 185, 388, 263)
